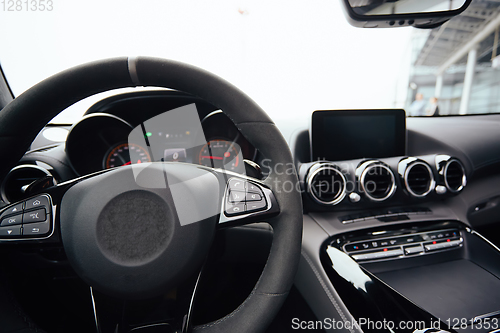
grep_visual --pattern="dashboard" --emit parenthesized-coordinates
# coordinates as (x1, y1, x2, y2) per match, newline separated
(0, 91, 260, 203)
(3, 88, 500, 332)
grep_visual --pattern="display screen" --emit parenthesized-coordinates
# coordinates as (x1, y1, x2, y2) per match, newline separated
(311, 109, 406, 161)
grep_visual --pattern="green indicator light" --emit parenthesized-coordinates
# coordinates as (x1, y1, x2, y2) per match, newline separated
(145, 132, 152, 137)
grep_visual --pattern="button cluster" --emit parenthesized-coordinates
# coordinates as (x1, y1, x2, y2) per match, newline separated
(344, 228, 462, 262)
(344, 234, 428, 252)
(224, 178, 268, 216)
(0, 195, 52, 238)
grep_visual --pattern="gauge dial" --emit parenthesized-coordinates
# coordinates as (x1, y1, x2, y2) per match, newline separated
(198, 140, 240, 171)
(103, 143, 151, 169)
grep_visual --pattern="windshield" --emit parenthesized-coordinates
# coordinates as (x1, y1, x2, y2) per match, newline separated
(0, 0, 499, 133)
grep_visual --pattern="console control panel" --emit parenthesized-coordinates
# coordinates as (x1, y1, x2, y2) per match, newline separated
(0, 194, 53, 239)
(343, 228, 462, 262)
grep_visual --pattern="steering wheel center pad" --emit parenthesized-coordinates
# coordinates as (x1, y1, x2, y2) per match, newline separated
(60, 163, 218, 299)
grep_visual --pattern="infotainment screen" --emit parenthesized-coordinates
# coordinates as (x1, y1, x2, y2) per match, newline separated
(311, 109, 406, 161)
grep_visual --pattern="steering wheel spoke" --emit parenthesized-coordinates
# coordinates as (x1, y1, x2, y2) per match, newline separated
(89, 264, 204, 333)
(0, 192, 58, 244)
(0, 169, 116, 246)
(213, 172, 280, 228)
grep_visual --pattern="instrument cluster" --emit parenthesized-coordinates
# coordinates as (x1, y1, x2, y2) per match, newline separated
(65, 107, 257, 176)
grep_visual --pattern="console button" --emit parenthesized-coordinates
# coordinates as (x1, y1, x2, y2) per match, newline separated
(388, 237, 407, 245)
(25, 195, 50, 211)
(0, 226, 22, 237)
(405, 235, 423, 244)
(442, 239, 462, 248)
(388, 239, 399, 246)
(0, 203, 24, 219)
(228, 179, 245, 191)
(424, 243, 442, 251)
(245, 192, 262, 202)
(23, 209, 46, 224)
(225, 203, 246, 216)
(424, 239, 462, 252)
(361, 242, 371, 250)
(352, 248, 403, 261)
(345, 243, 362, 252)
(0, 214, 23, 226)
(228, 191, 245, 203)
(404, 245, 424, 255)
(246, 183, 260, 193)
(246, 200, 267, 212)
(23, 221, 50, 236)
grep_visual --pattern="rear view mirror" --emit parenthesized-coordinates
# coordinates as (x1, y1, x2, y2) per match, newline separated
(341, 0, 472, 28)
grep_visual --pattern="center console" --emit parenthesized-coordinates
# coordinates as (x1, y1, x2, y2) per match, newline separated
(324, 221, 500, 333)
(293, 109, 499, 333)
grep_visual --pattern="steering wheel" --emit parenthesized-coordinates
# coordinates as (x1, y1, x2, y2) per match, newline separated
(0, 57, 302, 332)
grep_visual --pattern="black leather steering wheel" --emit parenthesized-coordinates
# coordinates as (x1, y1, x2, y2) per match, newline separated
(0, 57, 303, 332)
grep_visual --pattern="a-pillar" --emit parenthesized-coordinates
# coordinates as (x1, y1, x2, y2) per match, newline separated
(459, 46, 478, 115)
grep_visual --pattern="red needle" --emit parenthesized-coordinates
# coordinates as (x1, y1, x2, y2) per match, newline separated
(123, 161, 132, 166)
(201, 155, 223, 160)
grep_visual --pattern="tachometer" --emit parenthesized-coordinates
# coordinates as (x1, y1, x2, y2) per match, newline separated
(198, 140, 241, 171)
(103, 143, 151, 169)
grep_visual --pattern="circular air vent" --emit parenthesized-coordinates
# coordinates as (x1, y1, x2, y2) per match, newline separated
(404, 161, 435, 198)
(360, 163, 396, 202)
(306, 164, 346, 205)
(1, 165, 55, 203)
(444, 159, 466, 193)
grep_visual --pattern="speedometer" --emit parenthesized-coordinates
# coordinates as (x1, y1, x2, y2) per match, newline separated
(103, 143, 151, 169)
(198, 140, 241, 171)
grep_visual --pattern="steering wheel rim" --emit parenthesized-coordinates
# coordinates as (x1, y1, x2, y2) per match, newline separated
(0, 57, 303, 332)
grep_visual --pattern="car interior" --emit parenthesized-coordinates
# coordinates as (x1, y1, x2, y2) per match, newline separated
(1, 0, 500, 332)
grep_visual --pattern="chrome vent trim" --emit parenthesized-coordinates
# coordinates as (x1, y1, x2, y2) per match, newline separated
(306, 164, 347, 205)
(359, 162, 396, 202)
(444, 159, 466, 193)
(404, 161, 435, 198)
